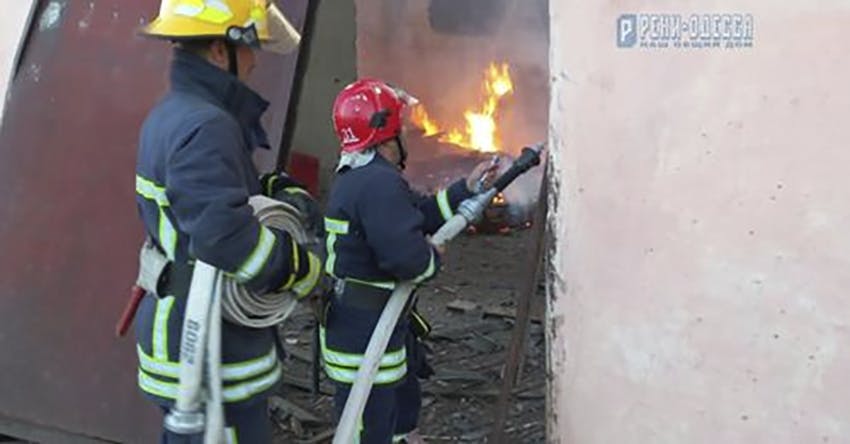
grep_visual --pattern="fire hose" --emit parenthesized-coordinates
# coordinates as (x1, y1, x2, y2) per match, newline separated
(164, 195, 312, 443)
(333, 143, 545, 444)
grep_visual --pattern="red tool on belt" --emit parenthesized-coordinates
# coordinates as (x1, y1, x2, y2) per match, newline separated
(115, 285, 145, 338)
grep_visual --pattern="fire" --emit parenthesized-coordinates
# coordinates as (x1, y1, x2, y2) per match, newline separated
(410, 62, 514, 153)
(410, 105, 440, 137)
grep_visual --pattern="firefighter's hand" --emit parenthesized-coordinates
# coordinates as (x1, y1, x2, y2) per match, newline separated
(260, 171, 306, 197)
(466, 158, 500, 192)
(260, 172, 324, 237)
(428, 237, 446, 256)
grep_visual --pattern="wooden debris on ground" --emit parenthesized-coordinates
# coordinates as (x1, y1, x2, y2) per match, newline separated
(482, 304, 543, 324)
(269, 396, 325, 425)
(446, 298, 480, 313)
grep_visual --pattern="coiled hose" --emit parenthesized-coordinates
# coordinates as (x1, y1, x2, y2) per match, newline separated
(219, 194, 314, 328)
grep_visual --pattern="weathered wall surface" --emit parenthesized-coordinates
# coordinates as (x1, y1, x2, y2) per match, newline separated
(548, 1, 850, 443)
(0, 1, 309, 441)
(290, 0, 357, 197)
(0, 1, 35, 122)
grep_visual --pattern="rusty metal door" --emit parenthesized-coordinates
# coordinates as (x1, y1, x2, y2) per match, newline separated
(0, 1, 311, 442)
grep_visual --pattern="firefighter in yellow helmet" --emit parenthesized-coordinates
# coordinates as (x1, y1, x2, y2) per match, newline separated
(133, 1, 319, 443)
(144, 0, 301, 53)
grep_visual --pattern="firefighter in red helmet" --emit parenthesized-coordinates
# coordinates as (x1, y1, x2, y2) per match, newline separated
(320, 78, 498, 443)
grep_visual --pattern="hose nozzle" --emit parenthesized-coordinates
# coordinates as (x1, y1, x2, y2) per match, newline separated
(491, 143, 545, 192)
(457, 142, 546, 224)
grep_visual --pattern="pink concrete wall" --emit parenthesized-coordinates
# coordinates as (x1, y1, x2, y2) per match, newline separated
(547, 2, 850, 443)
(0, 1, 34, 121)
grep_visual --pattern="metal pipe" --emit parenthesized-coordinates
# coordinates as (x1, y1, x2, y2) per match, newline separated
(277, 0, 323, 169)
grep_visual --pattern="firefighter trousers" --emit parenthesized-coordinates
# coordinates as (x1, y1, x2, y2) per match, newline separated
(322, 288, 432, 444)
(330, 331, 426, 443)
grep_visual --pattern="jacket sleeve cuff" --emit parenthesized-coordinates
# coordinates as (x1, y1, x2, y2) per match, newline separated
(275, 237, 321, 299)
(291, 251, 322, 299)
(436, 179, 475, 222)
(232, 225, 277, 283)
(412, 248, 440, 284)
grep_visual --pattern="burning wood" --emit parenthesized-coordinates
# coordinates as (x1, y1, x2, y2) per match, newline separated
(492, 192, 507, 206)
(477, 191, 531, 234)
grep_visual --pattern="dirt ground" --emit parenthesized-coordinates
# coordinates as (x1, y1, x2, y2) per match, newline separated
(272, 228, 546, 443)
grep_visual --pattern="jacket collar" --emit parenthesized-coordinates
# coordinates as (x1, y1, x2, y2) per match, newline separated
(169, 48, 271, 150)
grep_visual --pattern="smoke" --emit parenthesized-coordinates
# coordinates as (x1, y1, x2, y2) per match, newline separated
(354, 0, 549, 146)
(504, 157, 545, 206)
(354, 0, 549, 207)
(494, 151, 546, 225)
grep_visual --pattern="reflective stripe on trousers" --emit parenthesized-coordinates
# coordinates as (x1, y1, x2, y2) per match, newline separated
(138, 295, 282, 404)
(320, 326, 407, 385)
(138, 363, 282, 403)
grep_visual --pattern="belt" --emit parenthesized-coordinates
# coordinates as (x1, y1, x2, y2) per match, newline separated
(332, 279, 430, 338)
(333, 279, 392, 311)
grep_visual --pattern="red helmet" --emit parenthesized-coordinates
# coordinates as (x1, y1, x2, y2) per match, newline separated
(332, 78, 416, 153)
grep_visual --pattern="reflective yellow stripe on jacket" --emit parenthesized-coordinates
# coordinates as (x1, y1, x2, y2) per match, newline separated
(135, 174, 178, 260)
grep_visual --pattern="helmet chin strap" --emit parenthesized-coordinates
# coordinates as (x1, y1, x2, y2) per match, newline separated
(366, 109, 407, 170)
(395, 136, 407, 170)
(225, 41, 239, 77)
(223, 24, 260, 78)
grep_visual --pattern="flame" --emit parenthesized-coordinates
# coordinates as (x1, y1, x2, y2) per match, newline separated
(492, 192, 507, 206)
(410, 105, 440, 137)
(409, 62, 514, 153)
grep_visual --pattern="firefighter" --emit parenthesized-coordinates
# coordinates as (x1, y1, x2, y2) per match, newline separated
(133, 1, 321, 442)
(322, 78, 498, 443)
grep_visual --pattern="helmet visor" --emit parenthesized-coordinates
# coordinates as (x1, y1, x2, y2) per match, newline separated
(262, 2, 301, 54)
(391, 86, 422, 136)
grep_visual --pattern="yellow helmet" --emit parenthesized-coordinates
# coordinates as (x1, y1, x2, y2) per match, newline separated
(141, 0, 300, 54)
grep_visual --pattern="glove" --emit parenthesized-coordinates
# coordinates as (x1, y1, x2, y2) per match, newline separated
(260, 172, 324, 237)
(260, 171, 306, 197)
(406, 325, 435, 380)
(290, 249, 324, 300)
(465, 156, 501, 193)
